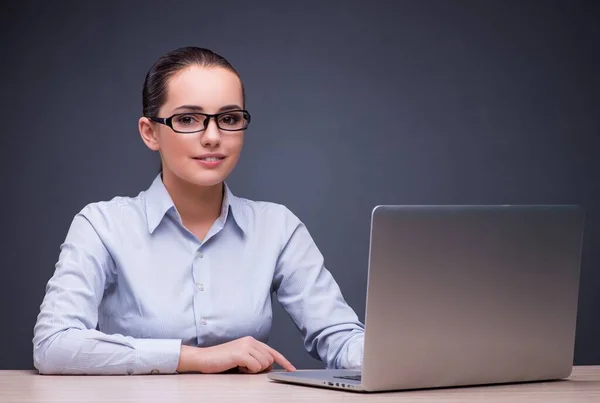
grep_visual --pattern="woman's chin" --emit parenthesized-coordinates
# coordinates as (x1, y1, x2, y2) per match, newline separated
(183, 171, 228, 188)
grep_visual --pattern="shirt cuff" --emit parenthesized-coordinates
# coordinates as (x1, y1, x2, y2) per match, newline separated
(132, 338, 182, 375)
(338, 334, 364, 369)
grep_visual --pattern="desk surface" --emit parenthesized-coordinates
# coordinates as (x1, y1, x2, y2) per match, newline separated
(1, 366, 599, 402)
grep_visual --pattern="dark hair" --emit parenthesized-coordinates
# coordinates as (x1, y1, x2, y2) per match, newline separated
(142, 46, 245, 118)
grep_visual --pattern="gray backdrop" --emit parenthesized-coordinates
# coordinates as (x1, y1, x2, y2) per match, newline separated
(1, 0, 598, 370)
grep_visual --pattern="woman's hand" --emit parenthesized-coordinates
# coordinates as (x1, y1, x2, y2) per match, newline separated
(176, 336, 296, 374)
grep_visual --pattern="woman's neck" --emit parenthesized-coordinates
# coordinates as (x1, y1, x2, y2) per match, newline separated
(161, 169, 224, 227)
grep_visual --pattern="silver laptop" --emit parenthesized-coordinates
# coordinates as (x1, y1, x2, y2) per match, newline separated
(269, 205, 584, 392)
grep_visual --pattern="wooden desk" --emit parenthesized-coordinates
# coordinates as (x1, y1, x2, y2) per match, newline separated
(1, 366, 599, 402)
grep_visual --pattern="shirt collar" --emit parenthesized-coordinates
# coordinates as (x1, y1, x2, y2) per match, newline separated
(144, 174, 247, 235)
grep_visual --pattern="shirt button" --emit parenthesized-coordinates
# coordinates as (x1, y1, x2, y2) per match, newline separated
(196, 283, 204, 291)
(151, 369, 160, 375)
(201, 319, 207, 326)
(197, 251, 204, 258)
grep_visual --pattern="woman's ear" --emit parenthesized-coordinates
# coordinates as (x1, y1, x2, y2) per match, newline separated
(139, 117, 160, 151)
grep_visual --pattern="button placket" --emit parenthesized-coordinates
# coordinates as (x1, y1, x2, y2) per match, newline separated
(193, 246, 211, 339)
(195, 248, 205, 291)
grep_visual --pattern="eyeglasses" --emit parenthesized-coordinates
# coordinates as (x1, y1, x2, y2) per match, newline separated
(149, 110, 251, 134)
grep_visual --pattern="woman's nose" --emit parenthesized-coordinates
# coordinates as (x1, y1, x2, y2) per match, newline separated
(200, 118, 221, 147)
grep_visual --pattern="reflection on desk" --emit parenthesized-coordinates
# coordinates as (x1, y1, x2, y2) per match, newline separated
(1, 366, 599, 402)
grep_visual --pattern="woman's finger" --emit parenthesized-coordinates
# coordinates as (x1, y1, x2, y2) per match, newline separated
(238, 354, 262, 373)
(249, 348, 272, 372)
(265, 345, 296, 371)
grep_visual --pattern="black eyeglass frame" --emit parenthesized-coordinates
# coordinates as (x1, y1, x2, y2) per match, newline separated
(148, 109, 251, 133)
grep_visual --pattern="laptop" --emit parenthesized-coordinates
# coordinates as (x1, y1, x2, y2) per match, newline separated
(268, 205, 584, 392)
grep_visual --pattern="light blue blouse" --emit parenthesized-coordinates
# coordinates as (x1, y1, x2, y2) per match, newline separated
(33, 174, 364, 374)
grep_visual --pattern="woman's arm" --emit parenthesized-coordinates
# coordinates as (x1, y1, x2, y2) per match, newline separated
(272, 207, 365, 369)
(33, 211, 182, 375)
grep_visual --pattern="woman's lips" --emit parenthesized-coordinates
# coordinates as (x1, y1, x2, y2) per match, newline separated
(193, 156, 225, 168)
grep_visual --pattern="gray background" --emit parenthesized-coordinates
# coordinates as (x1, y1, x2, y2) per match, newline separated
(0, 0, 598, 370)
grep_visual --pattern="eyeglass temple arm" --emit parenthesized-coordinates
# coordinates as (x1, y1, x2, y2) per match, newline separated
(149, 117, 168, 124)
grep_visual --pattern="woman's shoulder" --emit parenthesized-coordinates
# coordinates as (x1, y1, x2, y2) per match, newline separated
(230, 194, 303, 230)
(74, 191, 147, 230)
(231, 191, 291, 213)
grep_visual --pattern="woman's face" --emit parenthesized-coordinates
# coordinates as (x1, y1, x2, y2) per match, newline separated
(139, 65, 245, 188)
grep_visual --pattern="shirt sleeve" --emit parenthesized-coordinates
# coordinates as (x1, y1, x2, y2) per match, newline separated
(32, 211, 182, 375)
(272, 207, 365, 369)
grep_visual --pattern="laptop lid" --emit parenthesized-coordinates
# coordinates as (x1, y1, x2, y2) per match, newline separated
(361, 205, 584, 391)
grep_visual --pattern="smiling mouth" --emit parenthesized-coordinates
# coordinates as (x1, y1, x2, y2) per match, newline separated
(193, 156, 225, 162)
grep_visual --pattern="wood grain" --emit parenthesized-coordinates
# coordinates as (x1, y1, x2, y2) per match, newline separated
(1, 366, 599, 402)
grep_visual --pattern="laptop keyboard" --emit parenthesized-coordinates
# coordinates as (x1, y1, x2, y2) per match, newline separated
(334, 375, 362, 382)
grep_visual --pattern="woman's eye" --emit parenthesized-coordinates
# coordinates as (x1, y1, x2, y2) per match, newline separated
(220, 114, 240, 125)
(177, 115, 198, 125)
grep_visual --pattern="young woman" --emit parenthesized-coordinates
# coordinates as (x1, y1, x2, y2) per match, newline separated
(33, 47, 364, 375)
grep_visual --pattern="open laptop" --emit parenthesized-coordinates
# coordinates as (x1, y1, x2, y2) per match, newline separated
(268, 205, 585, 392)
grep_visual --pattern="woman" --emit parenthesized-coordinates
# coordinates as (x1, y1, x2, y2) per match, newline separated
(33, 47, 364, 375)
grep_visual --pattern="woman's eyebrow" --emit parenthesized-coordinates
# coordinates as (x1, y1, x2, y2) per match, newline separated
(173, 104, 243, 113)
(173, 105, 203, 112)
(218, 104, 243, 112)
